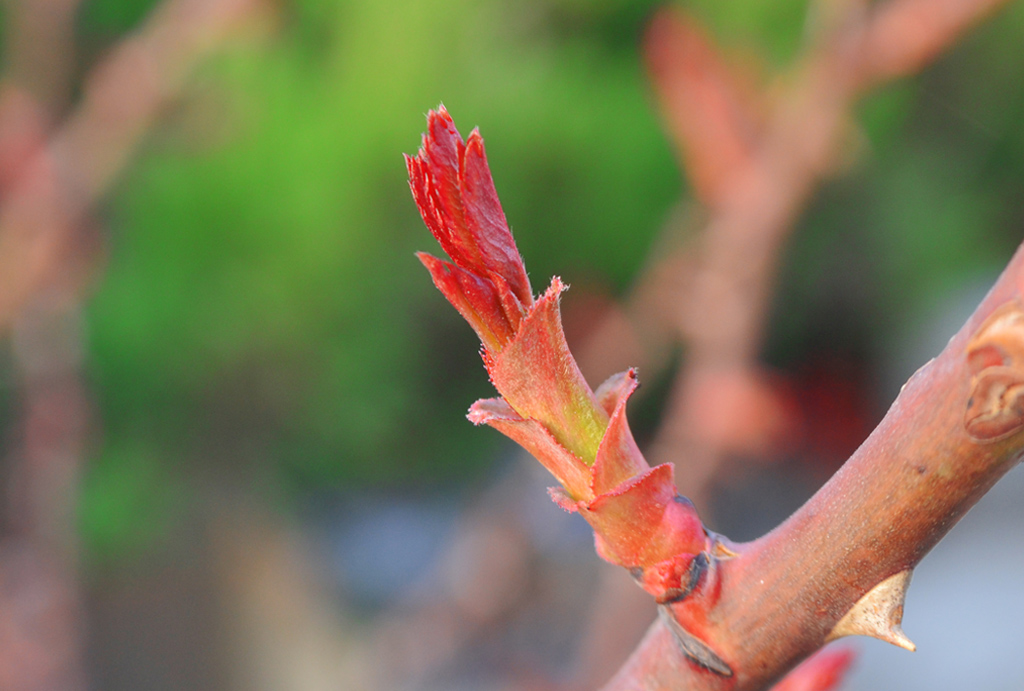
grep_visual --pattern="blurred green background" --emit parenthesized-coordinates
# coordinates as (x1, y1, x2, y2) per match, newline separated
(72, 0, 1024, 562)
(0, 0, 1001, 688)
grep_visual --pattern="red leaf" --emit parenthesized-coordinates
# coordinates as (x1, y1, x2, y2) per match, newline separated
(591, 369, 649, 495)
(461, 129, 532, 305)
(595, 369, 637, 416)
(408, 106, 532, 335)
(581, 464, 703, 569)
(487, 278, 608, 463)
(418, 252, 514, 353)
(410, 108, 710, 606)
(469, 397, 592, 501)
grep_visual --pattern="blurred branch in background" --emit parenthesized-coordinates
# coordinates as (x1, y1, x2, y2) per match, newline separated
(2, 0, 80, 116)
(0, 0, 261, 325)
(0, 0, 259, 687)
(646, 0, 1012, 506)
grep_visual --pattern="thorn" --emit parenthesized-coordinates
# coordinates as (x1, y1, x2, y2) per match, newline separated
(826, 569, 916, 651)
(706, 529, 740, 559)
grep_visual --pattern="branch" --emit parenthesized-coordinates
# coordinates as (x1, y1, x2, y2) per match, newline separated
(0, 0, 258, 330)
(856, 0, 1012, 86)
(643, 13, 761, 210)
(0, 1, 260, 689)
(1, 0, 82, 114)
(410, 103, 1023, 691)
(604, 244, 1024, 689)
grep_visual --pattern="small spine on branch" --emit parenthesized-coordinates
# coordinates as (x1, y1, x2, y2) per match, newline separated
(825, 569, 915, 651)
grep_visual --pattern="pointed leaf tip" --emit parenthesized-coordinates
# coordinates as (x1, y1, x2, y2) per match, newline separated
(592, 369, 648, 495)
(548, 486, 579, 512)
(468, 397, 592, 500)
(487, 277, 607, 462)
(466, 397, 510, 426)
(595, 368, 639, 416)
(461, 129, 532, 304)
(411, 106, 533, 352)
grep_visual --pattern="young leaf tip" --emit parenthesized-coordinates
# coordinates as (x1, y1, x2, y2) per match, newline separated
(409, 104, 709, 606)
(409, 107, 534, 354)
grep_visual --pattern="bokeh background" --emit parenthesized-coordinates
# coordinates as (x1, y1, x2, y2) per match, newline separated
(0, 0, 1020, 689)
